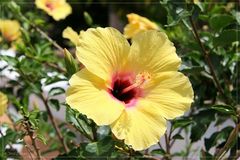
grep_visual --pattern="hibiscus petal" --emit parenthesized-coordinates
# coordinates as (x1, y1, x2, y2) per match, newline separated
(129, 30, 181, 74)
(66, 69, 125, 125)
(76, 27, 130, 81)
(124, 23, 142, 39)
(62, 27, 80, 45)
(111, 99, 167, 151)
(51, 2, 72, 21)
(145, 72, 194, 119)
(0, 92, 8, 116)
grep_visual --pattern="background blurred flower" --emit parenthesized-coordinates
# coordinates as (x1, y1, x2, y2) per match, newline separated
(0, 92, 8, 116)
(0, 19, 21, 42)
(124, 13, 159, 39)
(35, 0, 72, 21)
(66, 27, 193, 150)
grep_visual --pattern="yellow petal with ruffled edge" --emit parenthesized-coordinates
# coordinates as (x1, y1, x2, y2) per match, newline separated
(144, 72, 194, 119)
(127, 13, 159, 29)
(124, 23, 143, 39)
(111, 99, 167, 151)
(66, 69, 125, 125)
(62, 27, 80, 45)
(50, 2, 72, 21)
(35, 0, 72, 21)
(76, 27, 130, 81)
(124, 13, 159, 39)
(128, 30, 181, 74)
(0, 19, 21, 42)
(0, 92, 8, 116)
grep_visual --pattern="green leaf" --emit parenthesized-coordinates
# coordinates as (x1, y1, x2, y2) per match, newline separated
(0, 128, 20, 159)
(172, 134, 184, 140)
(181, 66, 204, 74)
(66, 131, 76, 138)
(0, 55, 18, 67)
(200, 149, 213, 159)
(55, 137, 115, 159)
(84, 136, 114, 157)
(150, 149, 165, 155)
(66, 107, 93, 140)
(49, 87, 65, 97)
(211, 104, 236, 116)
(7, 1, 21, 15)
(172, 117, 194, 130)
(54, 147, 83, 160)
(165, 8, 191, 27)
(209, 14, 235, 31)
(37, 134, 47, 145)
(97, 126, 111, 140)
(204, 126, 233, 151)
(231, 10, 240, 25)
(190, 109, 216, 142)
(213, 29, 240, 46)
(48, 99, 60, 111)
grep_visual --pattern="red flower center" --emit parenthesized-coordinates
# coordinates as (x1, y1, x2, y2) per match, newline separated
(109, 72, 150, 107)
(46, 2, 54, 11)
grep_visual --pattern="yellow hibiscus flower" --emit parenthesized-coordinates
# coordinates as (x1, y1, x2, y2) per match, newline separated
(0, 92, 8, 116)
(124, 13, 159, 39)
(66, 27, 194, 150)
(35, 0, 72, 21)
(0, 19, 21, 42)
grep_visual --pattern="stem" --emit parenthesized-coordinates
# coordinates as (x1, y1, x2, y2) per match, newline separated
(143, 155, 161, 160)
(40, 94, 69, 153)
(168, 124, 173, 145)
(170, 128, 184, 148)
(158, 142, 163, 150)
(25, 145, 34, 160)
(46, 62, 66, 73)
(189, 16, 227, 102)
(164, 133, 170, 158)
(30, 24, 64, 52)
(215, 123, 240, 159)
(26, 126, 41, 160)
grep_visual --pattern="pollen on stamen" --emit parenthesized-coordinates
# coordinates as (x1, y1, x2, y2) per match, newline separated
(135, 71, 151, 86)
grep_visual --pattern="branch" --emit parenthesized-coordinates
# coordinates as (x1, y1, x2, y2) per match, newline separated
(25, 145, 34, 160)
(215, 123, 240, 159)
(170, 128, 184, 148)
(189, 16, 227, 102)
(158, 142, 163, 150)
(26, 125, 41, 160)
(30, 23, 64, 52)
(40, 94, 69, 153)
(164, 133, 171, 159)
